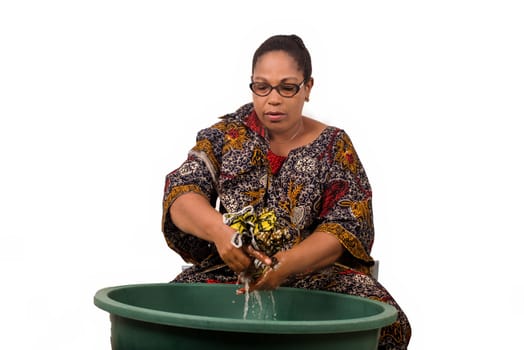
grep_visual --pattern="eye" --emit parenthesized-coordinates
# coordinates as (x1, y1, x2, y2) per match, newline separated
(253, 83, 270, 92)
(279, 84, 297, 93)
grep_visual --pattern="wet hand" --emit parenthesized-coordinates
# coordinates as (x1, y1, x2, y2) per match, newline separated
(214, 227, 253, 274)
(244, 245, 272, 268)
(246, 251, 290, 292)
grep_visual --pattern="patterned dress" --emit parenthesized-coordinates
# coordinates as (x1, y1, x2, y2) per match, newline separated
(162, 103, 411, 349)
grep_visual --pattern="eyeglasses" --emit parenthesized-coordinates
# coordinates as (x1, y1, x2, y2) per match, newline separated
(249, 79, 306, 98)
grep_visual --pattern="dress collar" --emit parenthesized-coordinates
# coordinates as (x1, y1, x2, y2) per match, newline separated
(244, 109, 266, 139)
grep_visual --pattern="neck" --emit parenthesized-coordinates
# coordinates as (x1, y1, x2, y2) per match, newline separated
(269, 119, 304, 144)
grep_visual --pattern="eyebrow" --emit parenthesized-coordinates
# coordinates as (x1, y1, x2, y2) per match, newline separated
(252, 76, 301, 83)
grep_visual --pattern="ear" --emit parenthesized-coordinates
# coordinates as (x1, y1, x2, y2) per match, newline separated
(306, 77, 314, 90)
(305, 77, 314, 101)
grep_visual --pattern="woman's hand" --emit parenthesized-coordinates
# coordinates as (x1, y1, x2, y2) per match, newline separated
(214, 227, 273, 275)
(213, 225, 252, 274)
(242, 231, 344, 293)
(247, 250, 292, 292)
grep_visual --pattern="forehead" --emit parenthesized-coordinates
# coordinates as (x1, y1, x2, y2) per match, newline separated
(252, 50, 302, 80)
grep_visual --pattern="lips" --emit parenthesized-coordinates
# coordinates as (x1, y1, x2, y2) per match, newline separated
(265, 111, 286, 121)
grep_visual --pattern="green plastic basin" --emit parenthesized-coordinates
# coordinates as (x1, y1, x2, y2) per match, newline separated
(94, 283, 397, 350)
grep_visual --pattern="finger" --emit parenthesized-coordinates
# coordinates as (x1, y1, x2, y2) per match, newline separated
(251, 271, 272, 291)
(237, 250, 254, 269)
(246, 245, 272, 266)
(229, 260, 248, 275)
(252, 279, 271, 291)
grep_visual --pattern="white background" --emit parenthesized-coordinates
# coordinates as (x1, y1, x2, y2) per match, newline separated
(1, 1, 523, 349)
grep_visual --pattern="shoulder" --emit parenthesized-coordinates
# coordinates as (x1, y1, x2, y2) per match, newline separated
(303, 116, 327, 134)
(302, 116, 352, 141)
(219, 102, 254, 123)
(305, 122, 361, 169)
(197, 103, 254, 139)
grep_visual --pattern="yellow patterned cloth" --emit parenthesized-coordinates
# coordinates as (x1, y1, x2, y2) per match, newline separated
(224, 206, 291, 257)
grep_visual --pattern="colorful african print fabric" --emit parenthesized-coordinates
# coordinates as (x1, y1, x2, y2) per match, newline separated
(162, 103, 411, 349)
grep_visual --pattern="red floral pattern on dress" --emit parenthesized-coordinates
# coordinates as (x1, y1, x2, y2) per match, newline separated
(320, 180, 349, 217)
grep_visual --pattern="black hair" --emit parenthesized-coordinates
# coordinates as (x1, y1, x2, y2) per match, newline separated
(252, 34, 312, 82)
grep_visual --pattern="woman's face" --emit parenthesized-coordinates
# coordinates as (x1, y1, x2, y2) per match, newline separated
(251, 50, 313, 136)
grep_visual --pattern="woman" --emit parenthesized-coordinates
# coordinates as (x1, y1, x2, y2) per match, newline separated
(162, 34, 411, 349)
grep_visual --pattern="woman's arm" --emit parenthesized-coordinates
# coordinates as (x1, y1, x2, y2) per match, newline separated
(170, 192, 271, 274)
(169, 192, 226, 242)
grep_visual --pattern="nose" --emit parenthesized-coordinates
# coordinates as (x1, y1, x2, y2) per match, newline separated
(267, 87, 282, 105)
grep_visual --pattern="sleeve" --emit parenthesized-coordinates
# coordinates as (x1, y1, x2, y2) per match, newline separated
(161, 124, 224, 264)
(316, 130, 375, 267)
